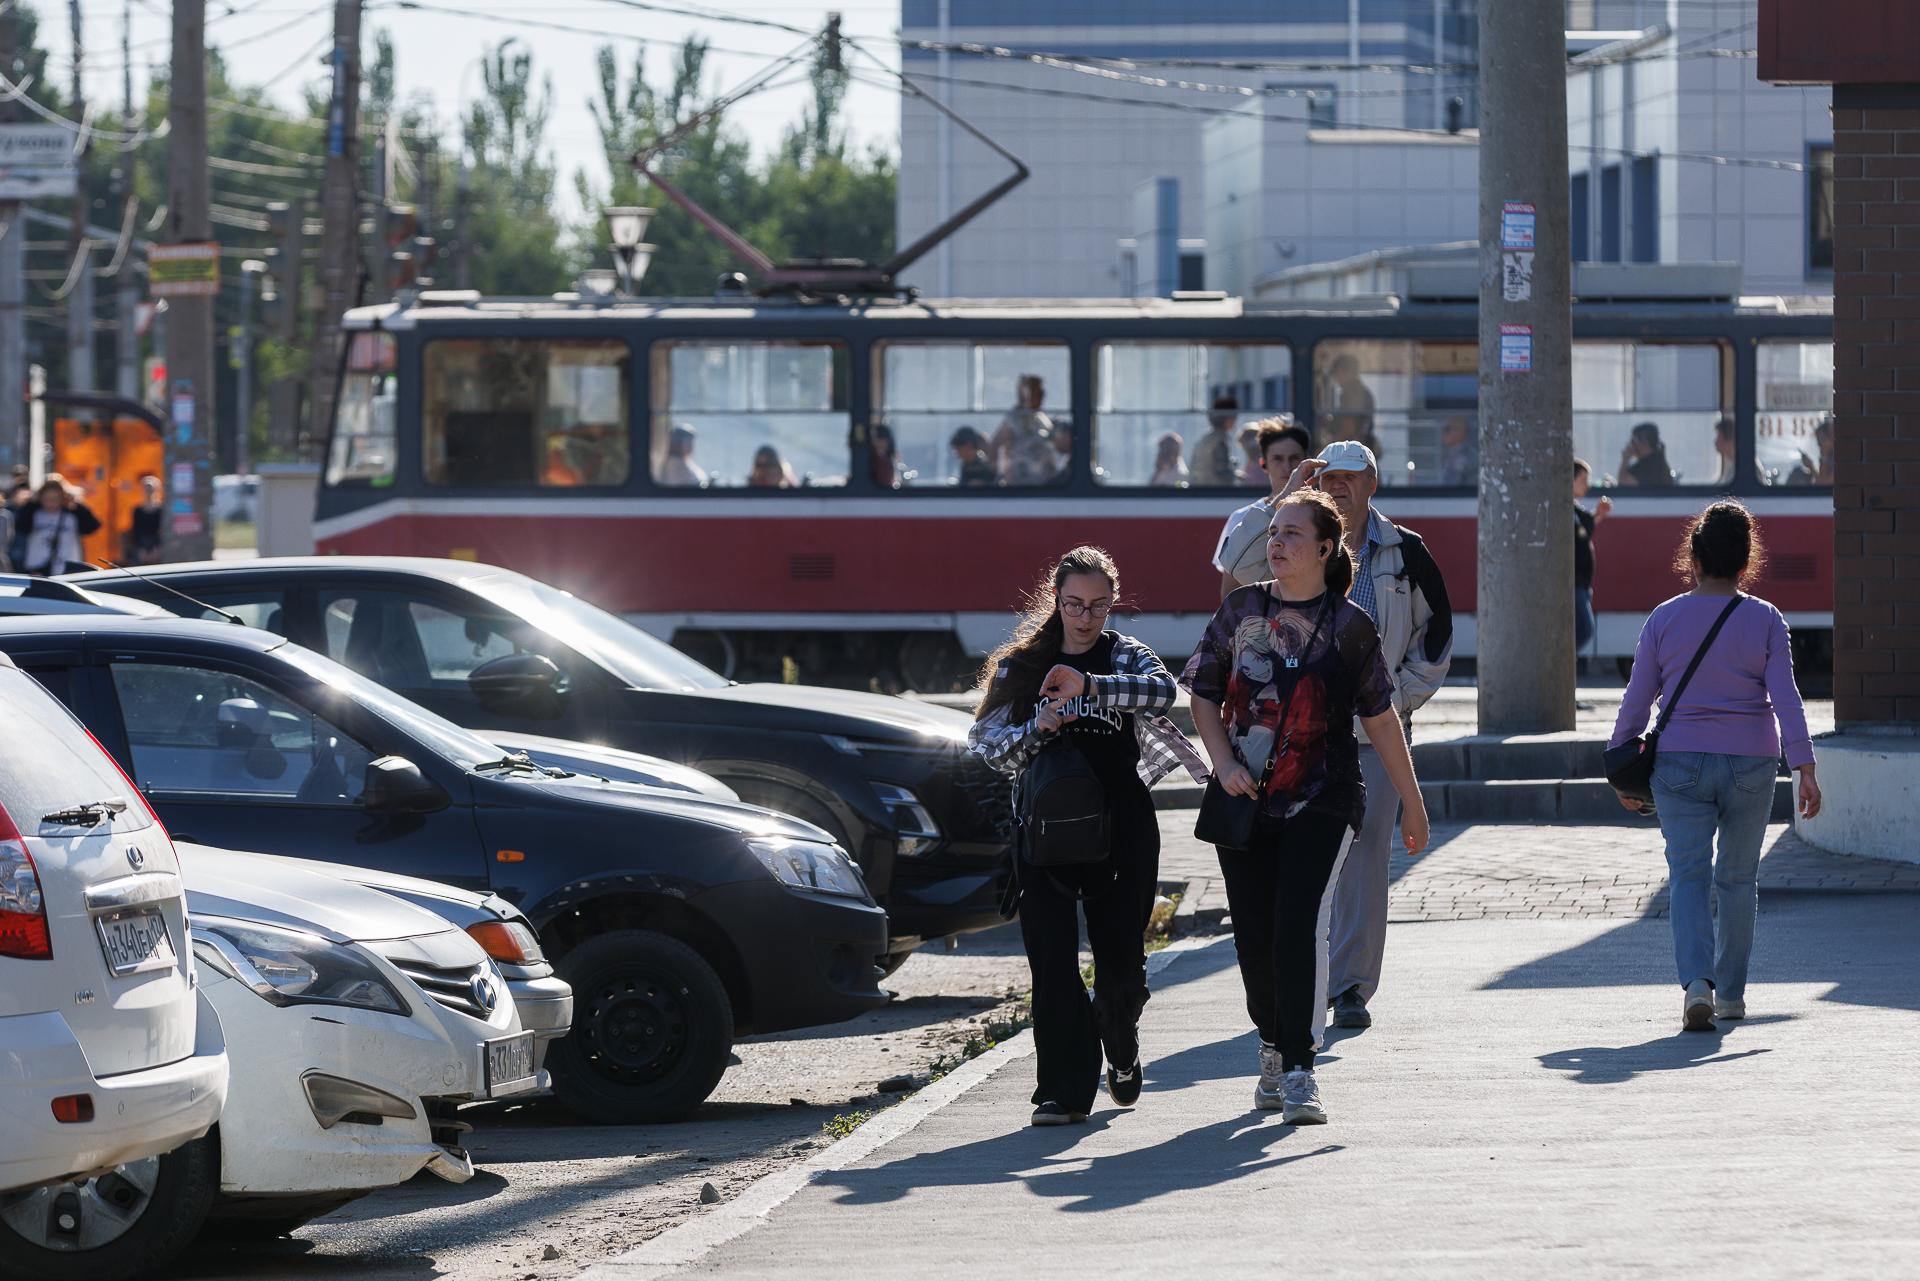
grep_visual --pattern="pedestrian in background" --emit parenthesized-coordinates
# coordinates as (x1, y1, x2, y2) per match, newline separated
(1184, 490, 1430, 1124)
(970, 547, 1206, 1126)
(1573, 459, 1613, 666)
(1309, 441, 1453, 1032)
(12, 475, 100, 576)
(1609, 500, 1820, 1032)
(0, 483, 24, 572)
(127, 475, 166, 565)
(1211, 418, 1311, 599)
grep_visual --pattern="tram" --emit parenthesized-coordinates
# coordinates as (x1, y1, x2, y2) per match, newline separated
(316, 285, 1833, 688)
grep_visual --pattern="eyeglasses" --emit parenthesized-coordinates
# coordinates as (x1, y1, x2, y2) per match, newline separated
(1059, 600, 1112, 619)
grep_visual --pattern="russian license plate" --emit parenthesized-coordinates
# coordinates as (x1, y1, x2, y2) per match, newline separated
(484, 1032, 537, 1097)
(95, 908, 176, 977)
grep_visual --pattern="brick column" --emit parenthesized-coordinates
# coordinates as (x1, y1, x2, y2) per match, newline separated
(1830, 84, 1920, 729)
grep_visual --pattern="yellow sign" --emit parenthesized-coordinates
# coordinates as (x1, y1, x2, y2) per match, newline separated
(148, 242, 221, 298)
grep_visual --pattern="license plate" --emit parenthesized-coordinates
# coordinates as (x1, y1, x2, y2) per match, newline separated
(484, 1032, 537, 1097)
(95, 908, 176, 977)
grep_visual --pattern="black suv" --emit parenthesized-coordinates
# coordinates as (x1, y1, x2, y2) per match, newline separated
(0, 617, 888, 1123)
(71, 558, 1013, 968)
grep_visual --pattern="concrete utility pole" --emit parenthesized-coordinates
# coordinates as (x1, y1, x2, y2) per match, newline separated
(1475, 0, 1574, 734)
(165, 0, 216, 559)
(265, 197, 304, 457)
(0, 206, 22, 472)
(67, 0, 96, 394)
(309, 0, 363, 462)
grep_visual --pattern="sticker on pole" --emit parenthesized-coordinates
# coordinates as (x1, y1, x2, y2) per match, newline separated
(1500, 202, 1536, 251)
(1502, 251, 1535, 302)
(1500, 324, 1533, 372)
(149, 243, 221, 298)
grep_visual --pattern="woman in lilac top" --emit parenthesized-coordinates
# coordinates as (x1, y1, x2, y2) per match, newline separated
(1609, 501, 1822, 1033)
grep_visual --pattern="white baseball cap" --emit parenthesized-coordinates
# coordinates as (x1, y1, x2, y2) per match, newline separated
(1317, 440, 1378, 474)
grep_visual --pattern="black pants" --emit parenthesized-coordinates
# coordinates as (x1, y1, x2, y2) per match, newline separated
(1216, 807, 1355, 1072)
(1017, 781, 1160, 1114)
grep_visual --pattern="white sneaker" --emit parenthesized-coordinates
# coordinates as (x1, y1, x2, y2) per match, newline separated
(1281, 1069, 1327, 1125)
(1683, 979, 1716, 1032)
(1253, 1043, 1285, 1111)
(1714, 996, 1746, 1020)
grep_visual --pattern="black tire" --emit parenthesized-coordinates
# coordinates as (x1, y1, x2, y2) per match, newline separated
(877, 947, 917, 979)
(0, 1132, 218, 1281)
(549, 928, 734, 1124)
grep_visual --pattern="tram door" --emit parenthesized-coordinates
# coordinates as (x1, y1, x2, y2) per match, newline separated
(53, 414, 165, 566)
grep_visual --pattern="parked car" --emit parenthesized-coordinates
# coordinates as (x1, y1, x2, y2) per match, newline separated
(183, 845, 537, 1235)
(0, 574, 168, 619)
(0, 616, 889, 1122)
(67, 558, 1015, 966)
(241, 848, 573, 1076)
(0, 652, 229, 1281)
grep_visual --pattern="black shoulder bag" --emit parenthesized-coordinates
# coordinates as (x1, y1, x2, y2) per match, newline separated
(1193, 594, 1330, 852)
(1603, 595, 1744, 805)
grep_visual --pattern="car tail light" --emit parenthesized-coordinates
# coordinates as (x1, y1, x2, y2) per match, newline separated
(0, 804, 52, 961)
(465, 920, 544, 965)
(51, 1094, 93, 1123)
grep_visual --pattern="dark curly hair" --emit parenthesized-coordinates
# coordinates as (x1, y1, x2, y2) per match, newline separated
(1673, 499, 1767, 587)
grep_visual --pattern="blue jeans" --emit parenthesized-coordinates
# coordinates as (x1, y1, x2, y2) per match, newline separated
(1574, 585, 1594, 652)
(1650, 750, 1777, 1000)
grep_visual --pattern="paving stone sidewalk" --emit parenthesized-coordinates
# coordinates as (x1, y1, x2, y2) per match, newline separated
(1159, 815, 1920, 926)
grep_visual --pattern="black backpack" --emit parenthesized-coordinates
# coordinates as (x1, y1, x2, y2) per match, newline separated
(1017, 738, 1110, 868)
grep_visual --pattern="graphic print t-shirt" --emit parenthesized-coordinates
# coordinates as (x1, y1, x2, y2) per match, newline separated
(1181, 587, 1394, 829)
(1041, 632, 1140, 794)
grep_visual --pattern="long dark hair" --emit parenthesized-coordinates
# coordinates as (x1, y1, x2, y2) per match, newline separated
(974, 546, 1119, 722)
(1273, 490, 1356, 598)
(1674, 499, 1767, 588)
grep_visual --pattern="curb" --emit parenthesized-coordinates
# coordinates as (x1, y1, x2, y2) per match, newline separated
(577, 935, 1223, 1281)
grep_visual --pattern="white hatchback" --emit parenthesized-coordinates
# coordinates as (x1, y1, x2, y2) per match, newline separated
(0, 653, 229, 1281)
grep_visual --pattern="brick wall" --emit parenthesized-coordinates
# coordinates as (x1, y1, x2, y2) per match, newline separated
(1829, 84, 1920, 728)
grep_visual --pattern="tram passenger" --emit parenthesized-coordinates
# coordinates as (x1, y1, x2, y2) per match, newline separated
(1150, 433, 1189, 487)
(1618, 421, 1674, 487)
(950, 427, 995, 488)
(659, 424, 708, 488)
(1236, 425, 1265, 487)
(748, 446, 799, 489)
(1190, 395, 1239, 486)
(1323, 355, 1384, 466)
(1211, 419, 1311, 599)
(1787, 415, 1835, 486)
(993, 374, 1060, 486)
(1711, 415, 1769, 487)
(871, 424, 911, 489)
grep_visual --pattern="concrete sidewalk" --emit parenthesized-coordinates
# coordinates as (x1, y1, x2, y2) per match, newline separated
(589, 896, 1920, 1280)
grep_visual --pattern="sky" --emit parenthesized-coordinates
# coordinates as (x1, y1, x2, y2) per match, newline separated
(33, 1, 902, 220)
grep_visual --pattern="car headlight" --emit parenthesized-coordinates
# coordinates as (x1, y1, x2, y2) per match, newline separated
(745, 838, 870, 900)
(192, 918, 409, 1015)
(872, 783, 943, 858)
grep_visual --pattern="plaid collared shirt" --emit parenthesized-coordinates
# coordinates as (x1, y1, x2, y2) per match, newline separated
(967, 634, 1210, 788)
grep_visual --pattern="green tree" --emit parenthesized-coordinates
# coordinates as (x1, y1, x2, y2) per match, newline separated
(460, 40, 573, 297)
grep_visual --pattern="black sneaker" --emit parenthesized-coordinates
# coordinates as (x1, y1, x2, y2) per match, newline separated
(1030, 1101, 1086, 1127)
(1106, 1060, 1143, 1107)
(1331, 987, 1372, 1029)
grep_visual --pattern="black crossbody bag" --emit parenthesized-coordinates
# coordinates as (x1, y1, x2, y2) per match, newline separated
(1603, 595, 1744, 805)
(1194, 595, 1330, 852)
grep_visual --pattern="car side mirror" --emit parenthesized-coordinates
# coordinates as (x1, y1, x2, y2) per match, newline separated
(469, 653, 564, 718)
(359, 755, 450, 814)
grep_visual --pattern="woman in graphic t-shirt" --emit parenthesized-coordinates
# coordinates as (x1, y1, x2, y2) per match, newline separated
(969, 546, 1207, 1127)
(1182, 490, 1430, 1126)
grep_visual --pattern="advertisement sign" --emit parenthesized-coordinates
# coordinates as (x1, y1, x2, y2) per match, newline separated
(149, 243, 222, 298)
(0, 124, 79, 200)
(1499, 324, 1533, 373)
(1499, 201, 1537, 251)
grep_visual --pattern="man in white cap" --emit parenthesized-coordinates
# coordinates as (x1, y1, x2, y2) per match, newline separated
(1311, 439, 1454, 1030)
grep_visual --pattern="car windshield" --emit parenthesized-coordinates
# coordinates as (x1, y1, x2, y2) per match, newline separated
(274, 641, 505, 770)
(475, 576, 729, 692)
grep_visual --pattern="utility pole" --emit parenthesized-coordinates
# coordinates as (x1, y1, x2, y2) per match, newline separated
(309, 0, 363, 462)
(265, 198, 304, 457)
(0, 1, 25, 470)
(66, 0, 95, 394)
(235, 261, 263, 476)
(1475, 0, 1574, 734)
(165, 0, 216, 559)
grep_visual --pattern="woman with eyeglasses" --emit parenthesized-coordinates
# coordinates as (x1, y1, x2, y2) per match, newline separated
(969, 546, 1207, 1127)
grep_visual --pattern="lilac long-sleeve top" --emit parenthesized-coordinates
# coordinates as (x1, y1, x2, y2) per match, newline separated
(1608, 593, 1814, 769)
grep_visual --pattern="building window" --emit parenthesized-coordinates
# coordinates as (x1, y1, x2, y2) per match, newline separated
(1599, 164, 1622, 263)
(1631, 156, 1657, 263)
(1809, 144, 1835, 273)
(1571, 172, 1590, 263)
(1178, 252, 1206, 292)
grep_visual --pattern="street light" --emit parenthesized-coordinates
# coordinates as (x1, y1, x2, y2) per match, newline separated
(578, 268, 618, 301)
(604, 206, 656, 295)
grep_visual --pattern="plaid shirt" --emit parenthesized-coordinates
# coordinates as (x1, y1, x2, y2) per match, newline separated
(967, 634, 1210, 788)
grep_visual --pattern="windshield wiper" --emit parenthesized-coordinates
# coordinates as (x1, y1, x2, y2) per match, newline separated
(471, 752, 549, 775)
(41, 798, 130, 827)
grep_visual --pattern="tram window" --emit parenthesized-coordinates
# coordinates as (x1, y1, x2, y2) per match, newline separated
(422, 339, 630, 488)
(1758, 341, 1834, 486)
(871, 341, 1072, 488)
(651, 341, 849, 489)
(326, 332, 397, 487)
(1092, 342, 1291, 487)
(1311, 341, 1476, 487)
(1572, 342, 1729, 487)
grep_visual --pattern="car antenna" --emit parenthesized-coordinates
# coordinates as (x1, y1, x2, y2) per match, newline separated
(92, 560, 247, 626)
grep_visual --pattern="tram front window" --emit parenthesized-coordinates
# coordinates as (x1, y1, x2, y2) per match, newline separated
(423, 339, 630, 487)
(1572, 342, 1729, 487)
(327, 332, 397, 486)
(1311, 341, 1477, 487)
(651, 341, 849, 489)
(1093, 342, 1291, 487)
(1758, 341, 1835, 486)
(871, 341, 1072, 488)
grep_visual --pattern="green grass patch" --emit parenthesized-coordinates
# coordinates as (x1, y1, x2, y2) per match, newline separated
(822, 1109, 872, 1140)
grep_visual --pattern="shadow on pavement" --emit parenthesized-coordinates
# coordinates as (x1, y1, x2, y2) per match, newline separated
(1537, 1020, 1786, 1084)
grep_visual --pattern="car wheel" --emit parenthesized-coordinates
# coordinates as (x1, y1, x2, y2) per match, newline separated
(549, 928, 734, 1124)
(0, 1132, 217, 1281)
